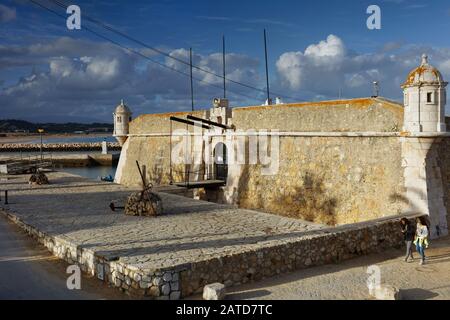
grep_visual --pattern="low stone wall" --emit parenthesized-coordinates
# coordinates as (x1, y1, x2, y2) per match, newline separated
(1, 210, 181, 300)
(0, 142, 121, 152)
(1, 206, 413, 299)
(179, 215, 408, 297)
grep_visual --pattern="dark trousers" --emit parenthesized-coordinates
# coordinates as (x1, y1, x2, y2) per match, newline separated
(405, 240, 414, 259)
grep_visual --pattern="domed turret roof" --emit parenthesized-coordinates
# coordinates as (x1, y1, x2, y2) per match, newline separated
(402, 54, 446, 88)
(115, 99, 131, 114)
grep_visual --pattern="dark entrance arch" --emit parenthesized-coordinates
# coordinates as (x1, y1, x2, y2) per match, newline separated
(214, 142, 228, 182)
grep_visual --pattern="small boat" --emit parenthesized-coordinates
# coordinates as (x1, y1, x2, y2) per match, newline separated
(100, 175, 114, 182)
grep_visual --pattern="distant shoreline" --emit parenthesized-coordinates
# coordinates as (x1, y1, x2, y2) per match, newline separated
(0, 133, 113, 144)
(0, 141, 121, 152)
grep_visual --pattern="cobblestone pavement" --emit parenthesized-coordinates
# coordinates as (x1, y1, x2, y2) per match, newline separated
(0, 172, 323, 273)
(226, 236, 450, 300)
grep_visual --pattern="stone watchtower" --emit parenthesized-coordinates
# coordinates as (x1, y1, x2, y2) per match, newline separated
(113, 99, 132, 146)
(401, 54, 449, 239)
(402, 54, 448, 132)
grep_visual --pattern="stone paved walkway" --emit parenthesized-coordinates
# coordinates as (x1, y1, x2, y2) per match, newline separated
(225, 236, 450, 300)
(0, 172, 323, 273)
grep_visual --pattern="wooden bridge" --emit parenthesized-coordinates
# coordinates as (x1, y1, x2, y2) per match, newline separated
(175, 179, 226, 189)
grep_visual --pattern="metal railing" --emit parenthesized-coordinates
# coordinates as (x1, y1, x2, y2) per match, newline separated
(0, 153, 54, 174)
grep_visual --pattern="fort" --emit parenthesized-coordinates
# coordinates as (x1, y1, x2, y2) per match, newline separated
(114, 54, 450, 239)
(1, 54, 449, 300)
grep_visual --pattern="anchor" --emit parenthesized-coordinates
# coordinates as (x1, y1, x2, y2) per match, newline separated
(108, 161, 152, 212)
(109, 202, 124, 212)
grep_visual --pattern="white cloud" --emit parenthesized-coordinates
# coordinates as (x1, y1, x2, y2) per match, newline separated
(50, 58, 74, 78)
(275, 34, 450, 103)
(4, 34, 450, 122)
(276, 35, 347, 94)
(304, 34, 346, 59)
(86, 57, 120, 81)
(0, 37, 260, 122)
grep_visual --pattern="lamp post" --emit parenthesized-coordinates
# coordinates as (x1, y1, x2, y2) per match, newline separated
(38, 128, 44, 161)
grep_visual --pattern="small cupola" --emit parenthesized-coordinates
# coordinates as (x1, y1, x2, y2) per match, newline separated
(401, 54, 447, 133)
(113, 99, 132, 146)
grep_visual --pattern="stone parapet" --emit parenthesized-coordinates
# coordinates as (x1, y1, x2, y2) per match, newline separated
(178, 215, 408, 297)
(0, 207, 413, 299)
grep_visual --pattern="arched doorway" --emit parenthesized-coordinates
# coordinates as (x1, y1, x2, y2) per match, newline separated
(214, 142, 228, 182)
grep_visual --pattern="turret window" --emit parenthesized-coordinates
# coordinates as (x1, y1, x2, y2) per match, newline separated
(426, 92, 436, 104)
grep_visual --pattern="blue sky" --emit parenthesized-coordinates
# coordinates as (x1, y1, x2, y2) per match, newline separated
(2, 0, 450, 122)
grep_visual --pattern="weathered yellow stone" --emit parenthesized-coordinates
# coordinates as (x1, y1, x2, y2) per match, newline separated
(116, 98, 408, 226)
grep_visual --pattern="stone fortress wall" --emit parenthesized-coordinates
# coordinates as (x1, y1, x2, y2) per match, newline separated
(232, 135, 406, 225)
(115, 98, 420, 226)
(231, 98, 403, 132)
(115, 53, 450, 237)
(438, 139, 450, 230)
(115, 110, 206, 187)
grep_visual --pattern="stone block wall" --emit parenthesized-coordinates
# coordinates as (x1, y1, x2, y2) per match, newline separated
(118, 134, 407, 225)
(179, 215, 406, 297)
(231, 98, 403, 132)
(229, 136, 406, 225)
(117, 110, 207, 187)
(1, 210, 182, 300)
(116, 136, 172, 187)
(116, 98, 407, 224)
(437, 138, 450, 232)
(1, 207, 411, 300)
(400, 137, 449, 238)
(129, 110, 206, 135)
(127, 98, 403, 135)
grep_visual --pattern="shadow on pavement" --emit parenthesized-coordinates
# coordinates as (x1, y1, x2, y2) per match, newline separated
(401, 288, 439, 300)
(225, 289, 272, 300)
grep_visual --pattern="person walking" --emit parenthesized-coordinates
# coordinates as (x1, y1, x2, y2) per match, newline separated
(414, 217, 429, 265)
(400, 218, 415, 262)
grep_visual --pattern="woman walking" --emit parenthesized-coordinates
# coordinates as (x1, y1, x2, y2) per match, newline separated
(414, 217, 429, 265)
(400, 218, 415, 262)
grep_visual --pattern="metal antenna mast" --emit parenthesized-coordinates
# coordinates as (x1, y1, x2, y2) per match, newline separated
(222, 35, 226, 99)
(190, 47, 194, 112)
(264, 29, 271, 105)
